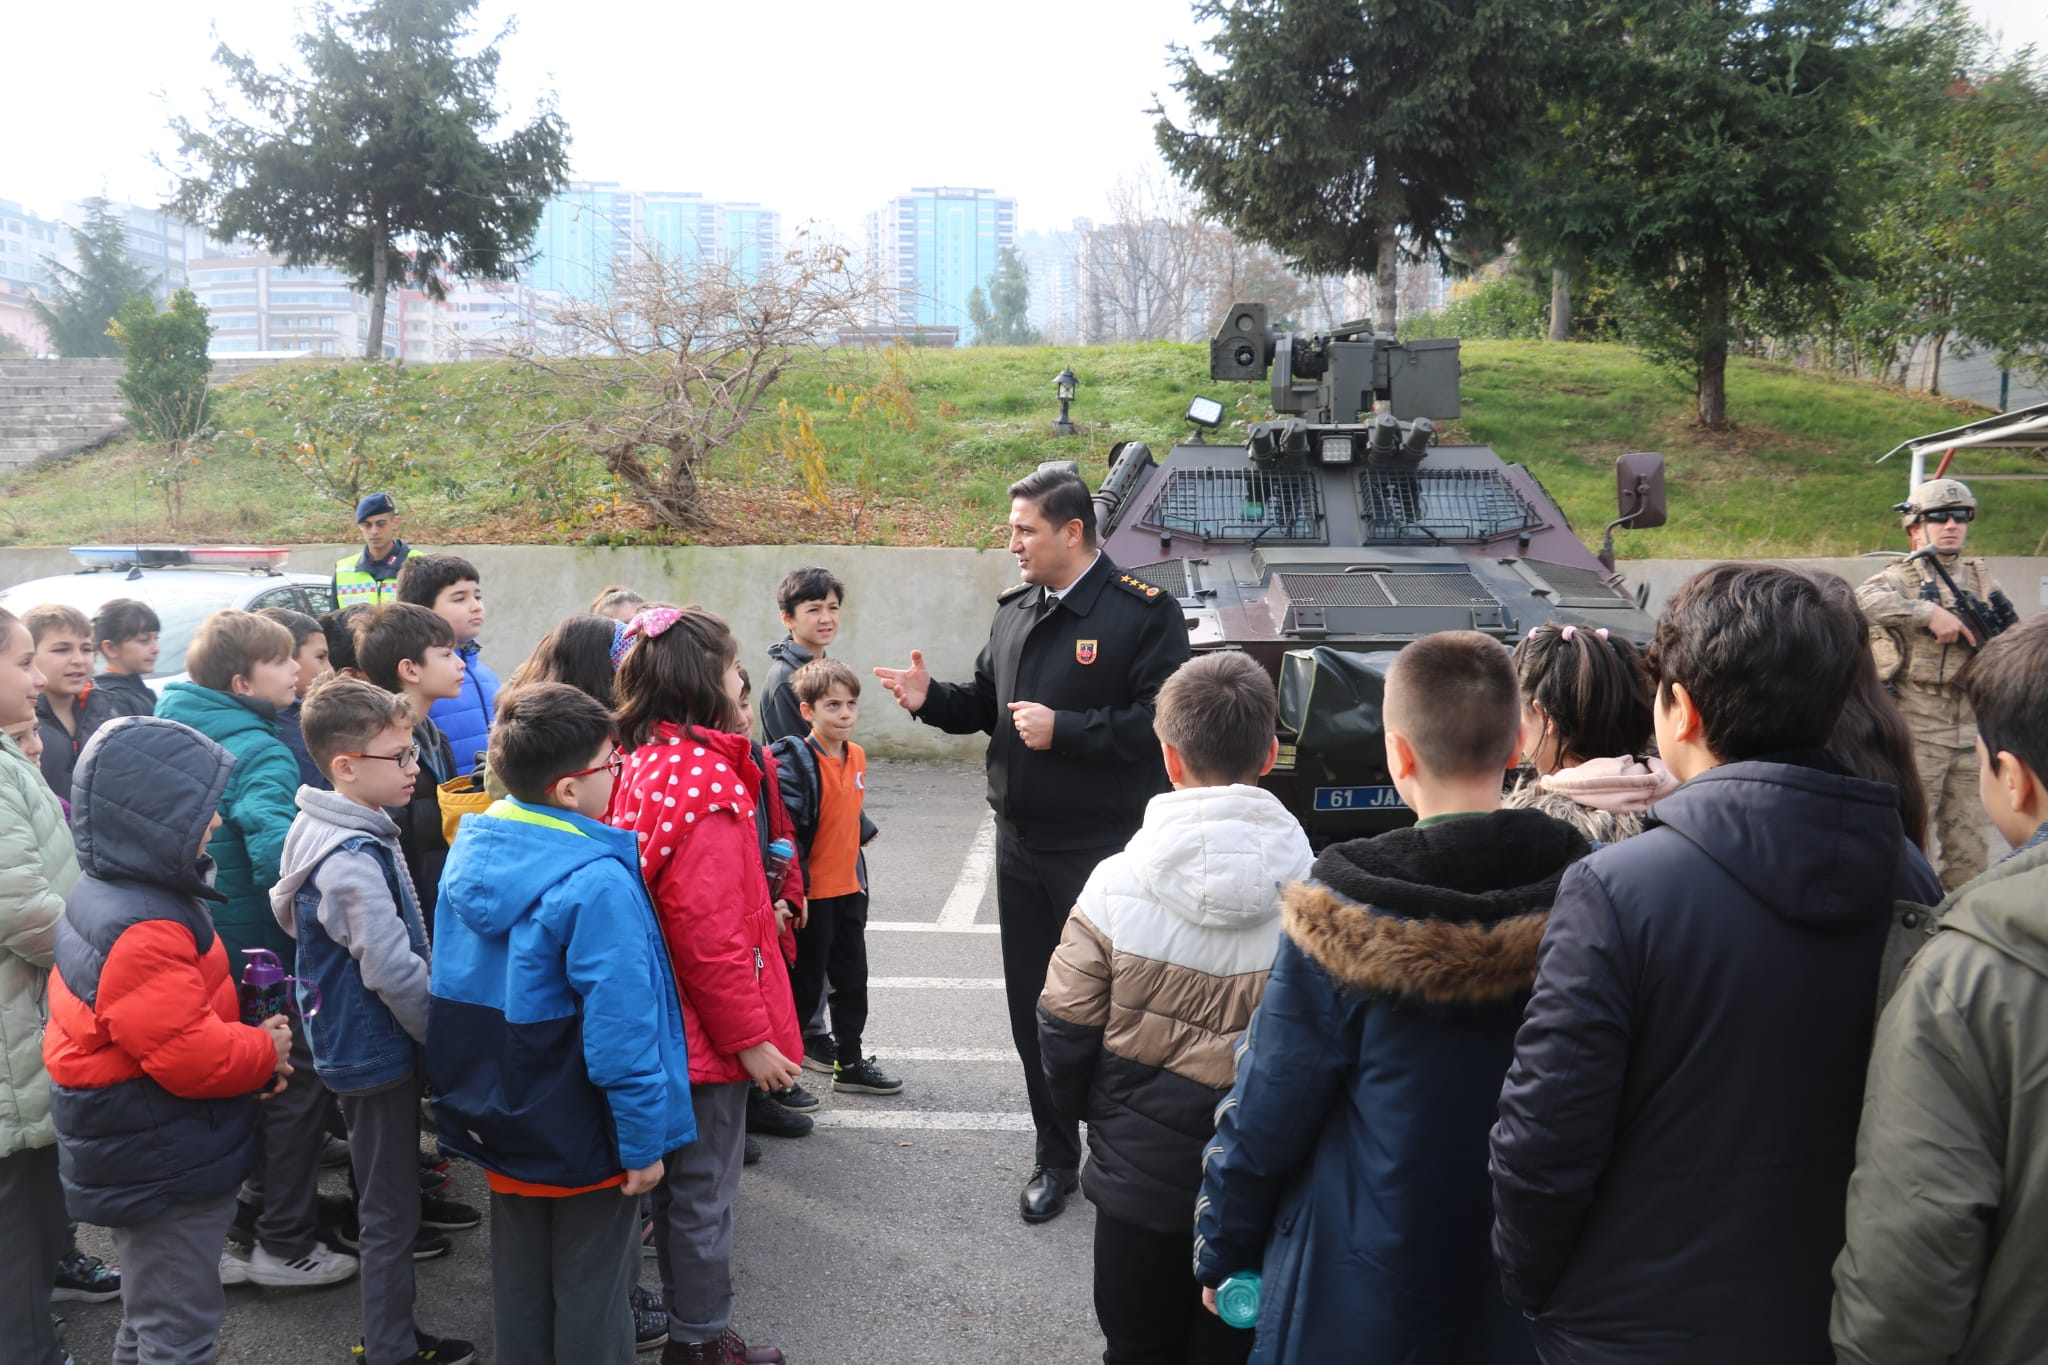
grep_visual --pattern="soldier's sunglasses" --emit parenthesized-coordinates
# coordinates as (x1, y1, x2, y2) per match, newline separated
(1919, 509, 1973, 524)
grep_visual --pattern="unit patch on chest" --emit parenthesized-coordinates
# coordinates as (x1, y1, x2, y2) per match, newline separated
(1075, 639, 1098, 665)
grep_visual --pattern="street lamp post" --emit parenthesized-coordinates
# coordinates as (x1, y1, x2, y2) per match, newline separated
(1053, 366, 1078, 436)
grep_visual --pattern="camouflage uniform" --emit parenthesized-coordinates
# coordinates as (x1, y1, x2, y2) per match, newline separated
(1856, 550, 2002, 888)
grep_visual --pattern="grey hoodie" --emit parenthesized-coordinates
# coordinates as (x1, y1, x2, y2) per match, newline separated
(269, 787, 430, 1043)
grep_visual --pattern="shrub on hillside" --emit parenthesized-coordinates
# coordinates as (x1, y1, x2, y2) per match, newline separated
(111, 290, 214, 443)
(1399, 276, 1550, 341)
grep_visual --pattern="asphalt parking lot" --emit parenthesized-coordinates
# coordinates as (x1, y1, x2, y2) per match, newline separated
(62, 759, 1105, 1365)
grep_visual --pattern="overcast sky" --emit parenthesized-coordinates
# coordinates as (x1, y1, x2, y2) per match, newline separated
(10, 0, 2046, 242)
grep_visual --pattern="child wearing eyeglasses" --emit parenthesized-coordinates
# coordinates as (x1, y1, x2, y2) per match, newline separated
(269, 676, 476, 1365)
(430, 682, 696, 1365)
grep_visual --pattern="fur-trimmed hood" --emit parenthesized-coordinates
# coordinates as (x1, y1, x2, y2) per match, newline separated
(1285, 808, 1590, 1006)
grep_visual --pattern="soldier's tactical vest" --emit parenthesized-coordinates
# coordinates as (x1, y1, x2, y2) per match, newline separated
(1888, 555, 1993, 692)
(334, 555, 402, 611)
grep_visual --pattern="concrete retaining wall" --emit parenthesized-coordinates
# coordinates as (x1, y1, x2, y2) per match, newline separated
(4, 545, 2043, 760)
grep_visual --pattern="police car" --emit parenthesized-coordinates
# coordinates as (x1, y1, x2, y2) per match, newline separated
(0, 546, 336, 690)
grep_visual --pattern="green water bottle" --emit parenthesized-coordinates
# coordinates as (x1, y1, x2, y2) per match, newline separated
(1215, 1271, 1261, 1330)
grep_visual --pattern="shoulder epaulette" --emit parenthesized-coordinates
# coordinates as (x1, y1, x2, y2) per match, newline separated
(1112, 572, 1170, 603)
(998, 581, 1032, 603)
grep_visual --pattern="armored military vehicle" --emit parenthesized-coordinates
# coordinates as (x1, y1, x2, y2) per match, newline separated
(1091, 302, 1668, 843)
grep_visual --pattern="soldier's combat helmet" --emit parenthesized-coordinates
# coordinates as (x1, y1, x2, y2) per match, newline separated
(1895, 477, 1977, 526)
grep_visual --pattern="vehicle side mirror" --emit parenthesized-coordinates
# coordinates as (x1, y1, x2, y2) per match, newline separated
(1616, 452, 1667, 529)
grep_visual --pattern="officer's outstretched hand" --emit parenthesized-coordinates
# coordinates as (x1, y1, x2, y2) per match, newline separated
(874, 650, 931, 713)
(1929, 605, 1979, 647)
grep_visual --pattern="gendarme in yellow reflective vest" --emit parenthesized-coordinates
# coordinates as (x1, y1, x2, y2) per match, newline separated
(333, 542, 411, 611)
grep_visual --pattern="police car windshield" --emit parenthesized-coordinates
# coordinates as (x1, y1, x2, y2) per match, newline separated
(0, 574, 248, 678)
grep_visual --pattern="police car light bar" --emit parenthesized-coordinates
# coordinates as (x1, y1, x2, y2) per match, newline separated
(71, 545, 292, 573)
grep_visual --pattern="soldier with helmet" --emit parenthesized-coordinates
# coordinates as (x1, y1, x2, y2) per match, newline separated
(1857, 477, 2016, 887)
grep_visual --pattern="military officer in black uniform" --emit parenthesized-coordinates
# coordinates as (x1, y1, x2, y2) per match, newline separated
(875, 468, 1191, 1223)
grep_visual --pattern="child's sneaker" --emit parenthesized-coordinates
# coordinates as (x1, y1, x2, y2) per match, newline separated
(349, 1330, 477, 1364)
(744, 1087, 813, 1138)
(800, 1033, 836, 1074)
(246, 1242, 358, 1287)
(743, 1136, 763, 1167)
(217, 1250, 251, 1286)
(767, 1082, 819, 1112)
(633, 1285, 668, 1353)
(50, 1252, 120, 1303)
(420, 1193, 481, 1231)
(832, 1055, 903, 1095)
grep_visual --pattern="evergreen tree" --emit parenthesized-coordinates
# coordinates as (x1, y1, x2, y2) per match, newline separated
(972, 247, 1040, 345)
(1156, 0, 1550, 326)
(31, 198, 156, 358)
(1503, 0, 1891, 427)
(169, 0, 569, 359)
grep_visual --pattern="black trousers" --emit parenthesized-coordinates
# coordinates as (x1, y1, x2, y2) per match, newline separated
(996, 827, 1121, 1171)
(791, 891, 870, 1061)
(1093, 1210, 1254, 1365)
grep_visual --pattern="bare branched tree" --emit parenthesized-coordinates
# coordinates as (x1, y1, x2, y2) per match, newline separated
(509, 235, 876, 532)
(1078, 169, 1353, 342)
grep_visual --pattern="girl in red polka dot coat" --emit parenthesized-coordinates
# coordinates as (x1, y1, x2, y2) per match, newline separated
(609, 604, 801, 1364)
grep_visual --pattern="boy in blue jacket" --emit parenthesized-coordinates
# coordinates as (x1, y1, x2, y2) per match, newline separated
(430, 682, 695, 1365)
(397, 554, 499, 778)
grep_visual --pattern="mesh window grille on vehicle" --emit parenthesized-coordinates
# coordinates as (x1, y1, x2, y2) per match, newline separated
(1356, 468, 1546, 544)
(1140, 468, 1325, 544)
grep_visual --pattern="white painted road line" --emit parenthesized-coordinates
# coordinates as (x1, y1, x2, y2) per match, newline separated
(867, 976, 1007, 990)
(866, 921, 1001, 935)
(809, 1110, 1035, 1132)
(865, 1047, 1015, 1063)
(935, 810, 997, 929)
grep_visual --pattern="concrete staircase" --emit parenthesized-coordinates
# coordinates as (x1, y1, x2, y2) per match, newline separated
(0, 359, 130, 475)
(1, 355, 351, 476)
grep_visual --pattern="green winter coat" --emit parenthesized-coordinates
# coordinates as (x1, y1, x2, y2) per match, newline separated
(0, 733, 76, 1158)
(152, 681, 300, 965)
(1832, 834, 2048, 1365)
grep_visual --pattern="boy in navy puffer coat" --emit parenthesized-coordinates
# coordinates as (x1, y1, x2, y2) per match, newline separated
(431, 684, 695, 1365)
(1490, 565, 1942, 1365)
(1194, 632, 1589, 1365)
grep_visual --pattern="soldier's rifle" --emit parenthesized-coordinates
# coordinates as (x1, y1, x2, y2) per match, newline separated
(1904, 547, 2021, 650)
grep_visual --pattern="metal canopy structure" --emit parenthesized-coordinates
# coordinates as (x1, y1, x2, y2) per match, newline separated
(1877, 400, 2048, 491)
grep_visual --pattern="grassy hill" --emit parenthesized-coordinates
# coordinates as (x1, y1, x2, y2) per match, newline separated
(2, 340, 2040, 558)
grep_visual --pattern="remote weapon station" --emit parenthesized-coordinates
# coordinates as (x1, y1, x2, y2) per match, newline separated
(1089, 302, 1669, 842)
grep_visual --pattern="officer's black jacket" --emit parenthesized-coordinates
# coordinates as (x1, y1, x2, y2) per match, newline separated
(915, 554, 1191, 851)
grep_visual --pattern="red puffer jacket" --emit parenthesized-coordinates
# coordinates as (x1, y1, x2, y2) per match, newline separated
(611, 724, 802, 1085)
(46, 919, 274, 1097)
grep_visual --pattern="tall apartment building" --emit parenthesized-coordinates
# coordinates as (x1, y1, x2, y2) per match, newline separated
(526, 182, 783, 303)
(0, 199, 65, 351)
(65, 201, 227, 305)
(865, 188, 1016, 344)
(1017, 219, 1088, 345)
(395, 278, 569, 362)
(186, 252, 396, 358)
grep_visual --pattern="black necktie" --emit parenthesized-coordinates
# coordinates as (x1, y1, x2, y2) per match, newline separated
(1039, 592, 1058, 618)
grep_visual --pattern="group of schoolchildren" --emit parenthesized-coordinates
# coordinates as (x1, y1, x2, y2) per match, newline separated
(6, 551, 2048, 1365)
(1037, 563, 2048, 1365)
(0, 555, 887, 1365)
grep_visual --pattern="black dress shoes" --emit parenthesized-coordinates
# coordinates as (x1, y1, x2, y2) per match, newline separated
(1020, 1165, 1080, 1224)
